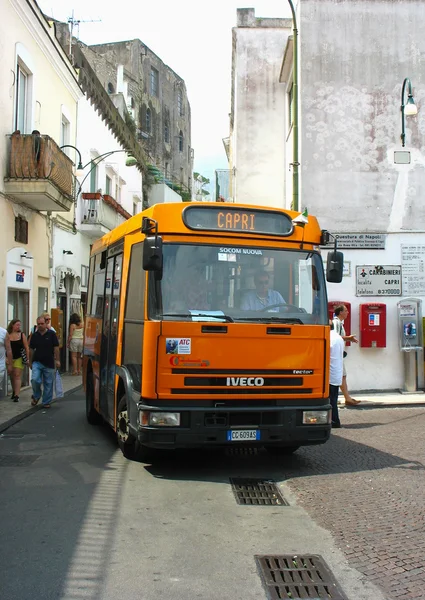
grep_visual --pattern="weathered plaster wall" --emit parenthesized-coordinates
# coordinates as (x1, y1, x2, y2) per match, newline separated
(301, 0, 425, 232)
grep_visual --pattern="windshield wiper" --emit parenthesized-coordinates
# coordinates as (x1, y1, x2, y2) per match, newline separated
(162, 313, 234, 322)
(238, 317, 304, 324)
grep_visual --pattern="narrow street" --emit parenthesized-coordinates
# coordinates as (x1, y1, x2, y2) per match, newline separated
(1, 391, 424, 599)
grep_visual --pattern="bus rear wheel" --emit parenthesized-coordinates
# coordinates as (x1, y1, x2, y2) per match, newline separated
(117, 396, 152, 462)
(86, 370, 102, 425)
(265, 445, 300, 456)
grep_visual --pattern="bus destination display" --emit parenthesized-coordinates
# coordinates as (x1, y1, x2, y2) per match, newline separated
(183, 206, 293, 236)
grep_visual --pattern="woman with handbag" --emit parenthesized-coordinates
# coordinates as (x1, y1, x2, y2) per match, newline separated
(7, 319, 29, 402)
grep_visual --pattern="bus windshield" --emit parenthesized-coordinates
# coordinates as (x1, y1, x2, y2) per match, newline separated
(149, 243, 328, 324)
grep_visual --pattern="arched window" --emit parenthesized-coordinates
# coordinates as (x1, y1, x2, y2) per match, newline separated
(164, 122, 170, 143)
(146, 108, 151, 133)
(178, 130, 183, 152)
(107, 82, 115, 94)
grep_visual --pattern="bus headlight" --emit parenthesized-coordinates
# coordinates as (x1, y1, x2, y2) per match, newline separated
(143, 412, 181, 427)
(302, 410, 329, 425)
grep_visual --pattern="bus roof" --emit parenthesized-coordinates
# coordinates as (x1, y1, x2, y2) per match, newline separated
(91, 202, 323, 254)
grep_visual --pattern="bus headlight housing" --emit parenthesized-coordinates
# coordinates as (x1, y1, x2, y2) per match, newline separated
(302, 410, 330, 425)
(141, 411, 181, 427)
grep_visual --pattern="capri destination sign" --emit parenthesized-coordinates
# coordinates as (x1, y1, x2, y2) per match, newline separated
(356, 265, 402, 296)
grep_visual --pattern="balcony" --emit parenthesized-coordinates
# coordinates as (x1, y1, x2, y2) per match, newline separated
(4, 132, 74, 211)
(80, 193, 132, 239)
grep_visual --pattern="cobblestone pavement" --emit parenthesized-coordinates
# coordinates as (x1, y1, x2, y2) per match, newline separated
(283, 407, 425, 600)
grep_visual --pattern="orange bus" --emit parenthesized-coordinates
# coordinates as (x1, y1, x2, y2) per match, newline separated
(83, 202, 343, 461)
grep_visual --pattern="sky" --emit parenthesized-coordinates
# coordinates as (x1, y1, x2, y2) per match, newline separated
(38, 0, 290, 193)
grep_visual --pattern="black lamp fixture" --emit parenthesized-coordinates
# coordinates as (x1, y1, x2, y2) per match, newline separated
(63, 250, 73, 255)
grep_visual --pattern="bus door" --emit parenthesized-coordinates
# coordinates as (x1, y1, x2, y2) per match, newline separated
(100, 252, 123, 425)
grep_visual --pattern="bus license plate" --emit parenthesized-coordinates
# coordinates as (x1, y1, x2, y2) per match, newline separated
(227, 430, 260, 441)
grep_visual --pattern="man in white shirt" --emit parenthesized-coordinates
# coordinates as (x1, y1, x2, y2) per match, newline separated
(330, 321, 345, 428)
(333, 304, 360, 406)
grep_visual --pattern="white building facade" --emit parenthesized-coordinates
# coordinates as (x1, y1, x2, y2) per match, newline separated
(229, 2, 425, 392)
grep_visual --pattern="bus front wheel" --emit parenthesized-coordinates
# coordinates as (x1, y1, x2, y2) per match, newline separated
(117, 396, 152, 462)
(86, 370, 102, 425)
(265, 445, 300, 456)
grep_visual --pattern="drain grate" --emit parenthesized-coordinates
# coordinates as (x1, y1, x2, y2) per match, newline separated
(256, 554, 348, 599)
(230, 478, 288, 505)
(0, 455, 40, 467)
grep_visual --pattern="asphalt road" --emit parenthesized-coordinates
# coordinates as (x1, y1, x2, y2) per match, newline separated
(1, 389, 414, 600)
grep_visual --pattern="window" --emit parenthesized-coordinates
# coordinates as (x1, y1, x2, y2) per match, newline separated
(152, 244, 327, 325)
(178, 130, 183, 152)
(188, 145, 191, 161)
(146, 108, 151, 133)
(177, 89, 183, 116)
(150, 67, 159, 97)
(165, 162, 169, 177)
(164, 122, 170, 143)
(90, 160, 98, 193)
(123, 242, 145, 391)
(81, 265, 89, 288)
(60, 114, 70, 148)
(105, 175, 112, 196)
(133, 202, 138, 216)
(288, 82, 294, 127)
(15, 216, 28, 244)
(107, 82, 115, 94)
(37, 287, 48, 315)
(91, 252, 106, 316)
(15, 64, 28, 132)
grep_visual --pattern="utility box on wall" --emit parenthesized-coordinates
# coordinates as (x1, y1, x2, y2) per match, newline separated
(359, 303, 386, 348)
(328, 301, 351, 345)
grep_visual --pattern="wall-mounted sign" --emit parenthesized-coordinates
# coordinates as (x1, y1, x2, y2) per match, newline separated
(356, 265, 402, 296)
(343, 261, 351, 277)
(322, 233, 386, 249)
(401, 245, 425, 296)
(16, 269, 25, 283)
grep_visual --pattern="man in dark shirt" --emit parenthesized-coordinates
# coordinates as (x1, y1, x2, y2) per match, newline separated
(29, 315, 60, 408)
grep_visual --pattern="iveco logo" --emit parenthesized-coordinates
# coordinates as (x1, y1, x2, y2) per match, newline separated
(226, 377, 265, 387)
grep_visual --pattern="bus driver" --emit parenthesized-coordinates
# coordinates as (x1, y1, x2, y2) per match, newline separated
(241, 270, 285, 311)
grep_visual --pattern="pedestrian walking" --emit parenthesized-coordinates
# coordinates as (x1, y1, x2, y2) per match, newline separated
(0, 325, 13, 395)
(67, 313, 84, 375)
(29, 315, 60, 408)
(7, 319, 30, 402)
(330, 320, 345, 428)
(332, 304, 360, 406)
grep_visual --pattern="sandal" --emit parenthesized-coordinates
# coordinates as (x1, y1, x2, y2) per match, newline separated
(31, 396, 40, 406)
(42, 403, 51, 409)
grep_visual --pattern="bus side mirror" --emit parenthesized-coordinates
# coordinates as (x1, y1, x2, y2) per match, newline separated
(326, 250, 344, 283)
(143, 236, 163, 271)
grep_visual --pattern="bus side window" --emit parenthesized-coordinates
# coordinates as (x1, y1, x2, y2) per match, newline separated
(91, 252, 107, 317)
(123, 242, 144, 392)
(87, 256, 95, 315)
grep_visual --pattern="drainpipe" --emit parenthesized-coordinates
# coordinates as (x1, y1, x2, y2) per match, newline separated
(287, 0, 299, 212)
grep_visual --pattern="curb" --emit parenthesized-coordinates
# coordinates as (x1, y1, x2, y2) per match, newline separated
(0, 384, 83, 434)
(340, 401, 425, 410)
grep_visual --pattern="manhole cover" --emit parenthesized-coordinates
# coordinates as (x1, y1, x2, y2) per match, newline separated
(0, 455, 40, 467)
(256, 554, 348, 599)
(230, 478, 288, 505)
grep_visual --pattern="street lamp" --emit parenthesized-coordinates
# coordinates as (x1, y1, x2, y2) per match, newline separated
(286, 0, 299, 212)
(60, 144, 84, 174)
(400, 77, 418, 147)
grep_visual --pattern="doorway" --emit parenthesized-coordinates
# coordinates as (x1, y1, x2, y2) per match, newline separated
(7, 289, 30, 387)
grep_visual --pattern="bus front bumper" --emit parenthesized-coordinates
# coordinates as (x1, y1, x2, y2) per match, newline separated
(134, 402, 332, 449)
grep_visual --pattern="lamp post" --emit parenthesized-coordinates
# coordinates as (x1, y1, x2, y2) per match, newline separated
(400, 77, 418, 147)
(286, 0, 299, 212)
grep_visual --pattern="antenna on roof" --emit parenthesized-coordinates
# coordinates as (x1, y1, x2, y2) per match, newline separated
(67, 9, 101, 56)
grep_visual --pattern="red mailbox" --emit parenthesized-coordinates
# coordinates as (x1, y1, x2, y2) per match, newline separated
(359, 303, 386, 348)
(328, 301, 351, 345)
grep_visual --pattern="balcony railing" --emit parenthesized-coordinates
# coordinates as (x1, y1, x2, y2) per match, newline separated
(80, 193, 132, 238)
(4, 132, 74, 211)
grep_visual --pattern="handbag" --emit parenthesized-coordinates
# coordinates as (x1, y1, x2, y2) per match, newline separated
(343, 351, 347, 358)
(55, 370, 64, 399)
(20, 346, 28, 365)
